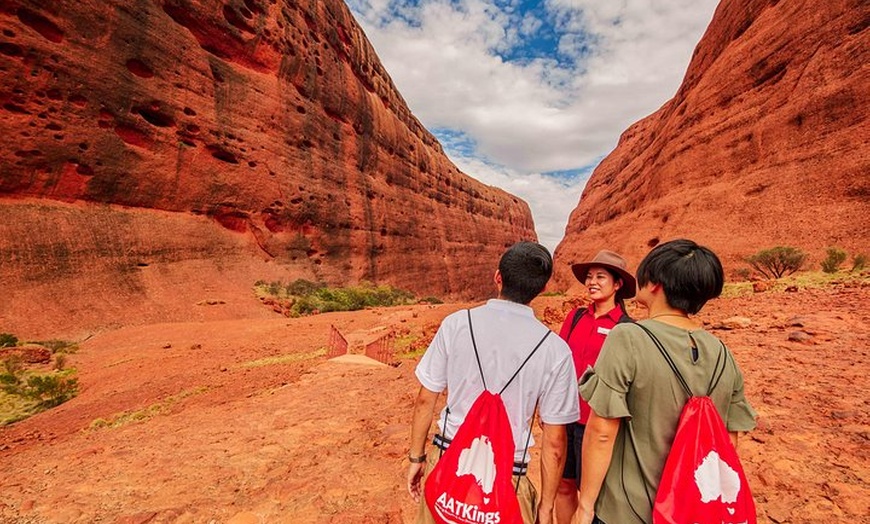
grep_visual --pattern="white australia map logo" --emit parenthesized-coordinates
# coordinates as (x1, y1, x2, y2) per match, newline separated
(456, 436, 496, 494)
(433, 436, 503, 524)
(694, 450, 742, 513)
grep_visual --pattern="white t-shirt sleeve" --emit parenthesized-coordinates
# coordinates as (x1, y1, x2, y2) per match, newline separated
(538, 344, 580, 425)
(415, 321, 450, 393)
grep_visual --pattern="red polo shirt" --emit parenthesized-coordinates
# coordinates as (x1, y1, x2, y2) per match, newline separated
(558, 304, 625, 424)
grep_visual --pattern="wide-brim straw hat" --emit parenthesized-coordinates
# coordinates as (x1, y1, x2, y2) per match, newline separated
(571, 250, 637, 299)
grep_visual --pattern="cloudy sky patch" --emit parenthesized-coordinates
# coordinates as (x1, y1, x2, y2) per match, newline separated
(346, 0, 719, 251)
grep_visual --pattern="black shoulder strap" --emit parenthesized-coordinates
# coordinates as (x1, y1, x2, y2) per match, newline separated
(499, 330, 551, 395)
(623, 322, 725, 524)
(566, 307, 587, 339)
(467, 309, 551, 395)
(468, 308, 548, 493)
(467, 309, 488, 390)
(635, 323, 726, 397)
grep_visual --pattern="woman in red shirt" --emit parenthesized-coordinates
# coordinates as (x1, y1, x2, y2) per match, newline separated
(553, 250, 636, 524)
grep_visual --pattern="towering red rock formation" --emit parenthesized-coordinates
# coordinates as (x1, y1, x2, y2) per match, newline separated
(555, 0, 869, 290)
(0, 0, 535, 335)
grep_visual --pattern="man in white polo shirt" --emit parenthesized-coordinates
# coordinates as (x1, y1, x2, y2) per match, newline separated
(407, 241, 580, 524)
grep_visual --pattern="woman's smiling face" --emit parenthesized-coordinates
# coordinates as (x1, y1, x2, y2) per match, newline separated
(584, 265, 621, 304)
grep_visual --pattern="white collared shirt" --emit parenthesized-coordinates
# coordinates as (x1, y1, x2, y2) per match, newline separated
(416, 299, 580, 461)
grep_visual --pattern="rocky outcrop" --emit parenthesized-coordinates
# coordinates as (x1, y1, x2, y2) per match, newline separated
(0, 0, 535, 335)
(554, 0, 869, 289)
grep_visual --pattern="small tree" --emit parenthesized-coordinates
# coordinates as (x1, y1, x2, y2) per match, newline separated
(746, 246, 806, 279)
(24, 374, 79, 408)
(820, 247, 847, 273)
(1, 357, 24, 394)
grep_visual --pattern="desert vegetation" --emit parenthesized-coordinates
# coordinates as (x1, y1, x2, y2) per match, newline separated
(0, 333, 79, 425)
(254, 279, 418, 317)
(721, 266, 870, 299)
(820, 247, 848, 273)
(819, 247, 867, 274)
(746, 246, 808, 279)
(241, 349, 327, 368)
(89, 386, 208, 430)
(743, 246, 867, 282)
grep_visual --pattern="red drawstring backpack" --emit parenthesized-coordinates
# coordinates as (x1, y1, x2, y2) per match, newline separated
(638, 324, 756, 524)
(424, 310, 550, 524)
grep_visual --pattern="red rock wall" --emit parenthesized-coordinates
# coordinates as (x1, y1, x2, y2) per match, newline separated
(554, 0, 869, 290)
(0, 0, 536, 335)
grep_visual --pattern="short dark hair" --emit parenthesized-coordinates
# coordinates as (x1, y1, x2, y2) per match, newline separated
(499, 241, 553, 304)
(636, 239, 723, 315)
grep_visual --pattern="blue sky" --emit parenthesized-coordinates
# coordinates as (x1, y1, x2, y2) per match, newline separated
(346, 0, 719, 251)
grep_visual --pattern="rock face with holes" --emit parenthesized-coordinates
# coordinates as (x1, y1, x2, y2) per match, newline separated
(0, 0, 535, 335)
(554, 0, 869, 290)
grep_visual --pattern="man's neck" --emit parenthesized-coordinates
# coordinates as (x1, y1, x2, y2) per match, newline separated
(495, 294, 529, 306)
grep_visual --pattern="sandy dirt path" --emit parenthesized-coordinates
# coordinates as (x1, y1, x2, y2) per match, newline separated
(1, 286, 868, 523)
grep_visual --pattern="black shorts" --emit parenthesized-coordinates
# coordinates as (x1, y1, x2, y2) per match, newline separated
(561, 421, 585, 482)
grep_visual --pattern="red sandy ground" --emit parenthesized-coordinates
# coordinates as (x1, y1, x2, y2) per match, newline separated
(1, 284, 868, 524)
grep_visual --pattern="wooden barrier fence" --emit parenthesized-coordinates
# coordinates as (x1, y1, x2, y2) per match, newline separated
(365, 330, 395, 365)
(327, 325, 348, 358)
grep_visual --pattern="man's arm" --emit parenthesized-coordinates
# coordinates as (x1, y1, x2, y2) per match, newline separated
(730, 431, 738, 448)
(537, 422, 568, 524)
(573, 411, 621, 524)
(407, 385, 440, 502)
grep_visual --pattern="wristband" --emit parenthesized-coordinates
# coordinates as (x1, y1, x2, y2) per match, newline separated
(408, 453, 427, 464)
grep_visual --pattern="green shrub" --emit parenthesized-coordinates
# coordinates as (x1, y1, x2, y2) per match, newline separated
(0, 333, 18, 348)
(852, 253, 867, 272)
(290, 283, 414, 315)
(255, 279, 326, 300)
(2, 356, 79, 424)
(23, 374, 79, 408)
(35, 339, 78, 354)
(1, 357, 24, 392)
(820, 247, 847, 273)
(256, 279, 416, 316)
(2, 369, 77, 407)
(285, 279, 325, 296)
(746, 246, 806, 279)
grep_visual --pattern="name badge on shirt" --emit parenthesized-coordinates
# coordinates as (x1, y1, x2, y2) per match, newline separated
(597, 326, 611, 335)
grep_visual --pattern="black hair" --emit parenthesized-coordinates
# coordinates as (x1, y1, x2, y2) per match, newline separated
(596, 267, 628, 312)
(498, 241, 553, 305)
(636, 239, 723, 315)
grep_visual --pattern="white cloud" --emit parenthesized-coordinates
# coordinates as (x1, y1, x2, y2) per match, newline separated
(449, 155, 590, 253)
(346, 0, 718, 249)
